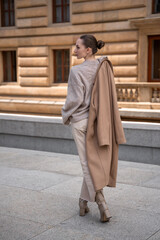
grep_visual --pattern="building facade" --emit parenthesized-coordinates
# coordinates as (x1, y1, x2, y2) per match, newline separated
(0, 0, 160, 121)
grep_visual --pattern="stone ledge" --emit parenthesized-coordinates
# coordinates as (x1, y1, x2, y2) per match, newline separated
(0, 113, 160, 165)
(120, 107, 160, 120)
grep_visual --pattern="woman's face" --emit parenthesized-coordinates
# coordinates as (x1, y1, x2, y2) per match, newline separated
(74, 38, 92, 59)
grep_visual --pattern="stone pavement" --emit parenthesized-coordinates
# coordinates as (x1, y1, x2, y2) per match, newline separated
(0, 146, 160, 240)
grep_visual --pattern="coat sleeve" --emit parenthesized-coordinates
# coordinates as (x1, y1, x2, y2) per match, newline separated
(97, 60, 126, 145)
(94, 62, 111, 146)
(61, 68, 84, 125)
(108, 63, 127, 144)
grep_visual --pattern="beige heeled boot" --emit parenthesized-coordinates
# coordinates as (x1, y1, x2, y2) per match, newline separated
(79, 198, 90, 216)
(95, 189, 112, 222)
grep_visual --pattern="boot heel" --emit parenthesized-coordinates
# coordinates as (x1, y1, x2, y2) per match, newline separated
(104, 209, 112, 220)
(95, 191, 112, 223)
(79, 198, 90, 216)
(85, 206, 89, 213)
(101, 201, 112, 219)
(101, 211, 107, 222)
(79, 208, 85, 216)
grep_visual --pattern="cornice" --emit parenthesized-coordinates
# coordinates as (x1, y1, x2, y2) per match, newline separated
(130, 16, 160, 28)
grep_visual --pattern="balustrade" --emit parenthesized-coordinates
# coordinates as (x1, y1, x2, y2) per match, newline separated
(115, 83, 160, 103)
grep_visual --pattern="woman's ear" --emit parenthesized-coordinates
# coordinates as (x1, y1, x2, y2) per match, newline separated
(87, 47, 92, 55)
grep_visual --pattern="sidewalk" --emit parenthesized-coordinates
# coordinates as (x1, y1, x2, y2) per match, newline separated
(0, 146, 160, 240)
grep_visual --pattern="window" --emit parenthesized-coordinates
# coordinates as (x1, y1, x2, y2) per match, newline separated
(2, 51, 17, 82)
(1, 0, 15, 27)
(53, 49, 69, 83)
(152, 0, 160, 14)
(52, 0, 70, 23)
(148, 35, 160, 82)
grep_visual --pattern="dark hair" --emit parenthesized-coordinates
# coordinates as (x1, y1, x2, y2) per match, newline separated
(80, 34, 105, 55)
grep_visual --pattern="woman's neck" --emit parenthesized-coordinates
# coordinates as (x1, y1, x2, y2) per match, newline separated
(84, 55, 96, 61)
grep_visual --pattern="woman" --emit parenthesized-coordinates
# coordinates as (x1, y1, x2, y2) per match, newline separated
(61, 34, 112, 222)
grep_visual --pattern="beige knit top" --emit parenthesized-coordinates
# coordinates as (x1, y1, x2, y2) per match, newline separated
(61, 56, 107, 125)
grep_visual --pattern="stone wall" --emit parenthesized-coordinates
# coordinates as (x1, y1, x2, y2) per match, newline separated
(1, 0, 160, 116)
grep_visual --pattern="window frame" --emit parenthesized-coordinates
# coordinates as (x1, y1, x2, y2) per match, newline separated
(53, 48, 70, 83)
(152, 0, 160, 14)
(0, 0, 17, 27)
(148, 35, 160, 82)
(130, 1, 160, 83)
(0, 49, 18, 85)
(52, 0, 70, 23)
(0, 0, 15, 27)
(48, 0, 72, 26)
(49, 46, 71, 86)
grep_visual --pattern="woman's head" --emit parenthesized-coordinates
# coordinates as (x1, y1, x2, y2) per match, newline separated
(74, 34, 105, 59)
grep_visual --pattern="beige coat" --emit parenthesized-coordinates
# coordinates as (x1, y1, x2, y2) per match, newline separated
(86, 56, 126, 191)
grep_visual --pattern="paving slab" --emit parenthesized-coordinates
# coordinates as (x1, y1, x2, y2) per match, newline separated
(0, 184, 78, 226)
(0, 166, 73, 191)
(147, 230, 160, 240)
(41, 176, 83, 199)
(0, 214, 52, 240)
(0, 146, 160, 240)
(42, 180, 160, 214)
(30, 205, 160, 240)
(141, 174, 160, 189)
(0, 148, 82, 176)
(117, 166, 160, 186)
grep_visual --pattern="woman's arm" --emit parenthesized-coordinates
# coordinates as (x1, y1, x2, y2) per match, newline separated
(61, 68, 84, 125)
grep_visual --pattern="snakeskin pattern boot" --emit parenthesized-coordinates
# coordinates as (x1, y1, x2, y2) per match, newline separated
(79, 198, 90, 216)
(95, 189, 112, 222)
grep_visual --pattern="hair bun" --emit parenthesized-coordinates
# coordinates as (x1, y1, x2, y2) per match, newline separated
(97, 40, 105, 49)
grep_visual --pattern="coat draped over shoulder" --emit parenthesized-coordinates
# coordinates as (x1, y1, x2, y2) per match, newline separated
(86, 57, 126, 191)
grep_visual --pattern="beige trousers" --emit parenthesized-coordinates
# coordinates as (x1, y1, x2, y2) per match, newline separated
(71, 118, 96, 202)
